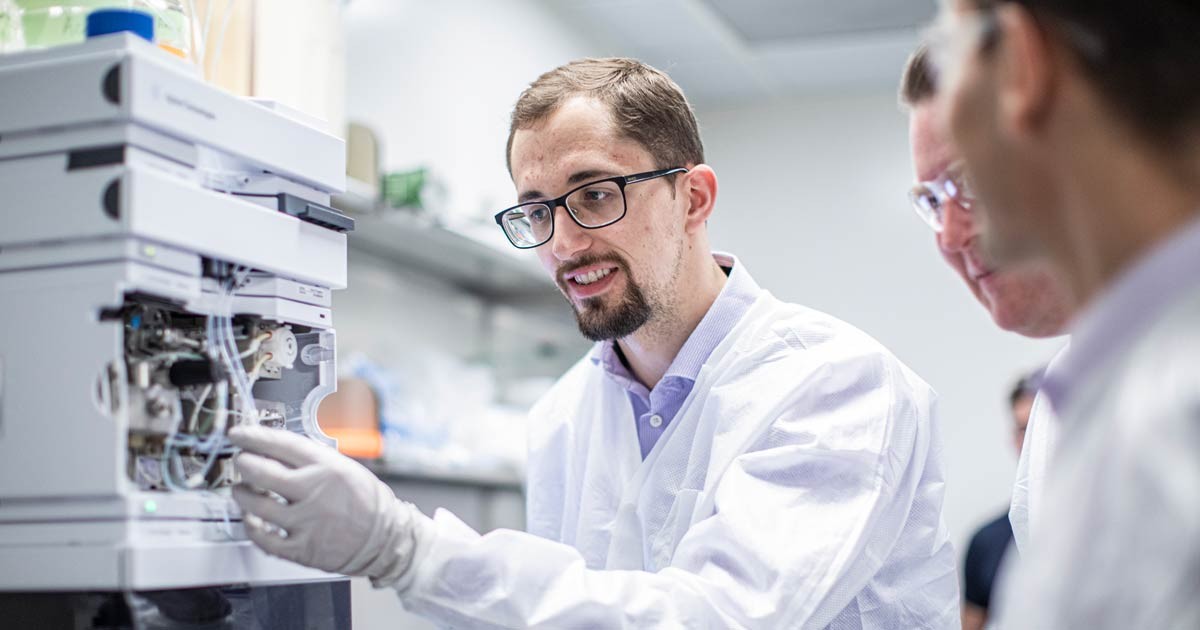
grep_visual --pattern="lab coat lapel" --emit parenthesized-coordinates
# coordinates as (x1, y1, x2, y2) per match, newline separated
(604, 293, 778, 570)
(569, 369, 642, 567)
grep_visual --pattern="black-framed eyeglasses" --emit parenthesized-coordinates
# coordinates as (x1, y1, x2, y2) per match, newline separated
(494, 167, 688, 249)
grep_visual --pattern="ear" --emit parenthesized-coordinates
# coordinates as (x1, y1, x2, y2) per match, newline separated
(682, 164, 718, 233)
(994, 4, 1058, 138)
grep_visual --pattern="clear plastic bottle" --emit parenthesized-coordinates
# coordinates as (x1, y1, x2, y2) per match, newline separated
(0, 0, 27, 51)
(0, 1, 191, 58)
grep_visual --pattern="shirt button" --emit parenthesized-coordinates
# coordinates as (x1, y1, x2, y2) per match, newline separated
(648, 414, 663, 428)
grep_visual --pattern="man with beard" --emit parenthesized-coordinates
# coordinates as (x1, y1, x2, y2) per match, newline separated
(928, 0, 1200, 626)
(226, 58, 959, 628)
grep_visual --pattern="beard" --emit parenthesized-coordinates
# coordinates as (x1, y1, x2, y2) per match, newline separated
(574, 279, 652, 342)
(558, 254, 654, 342)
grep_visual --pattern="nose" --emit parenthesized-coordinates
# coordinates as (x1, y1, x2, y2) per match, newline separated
(936, 198, 978, 254)
(549, 203, 591, 261)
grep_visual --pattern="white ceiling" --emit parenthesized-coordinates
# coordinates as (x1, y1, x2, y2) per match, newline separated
(541, 0, 938, 107)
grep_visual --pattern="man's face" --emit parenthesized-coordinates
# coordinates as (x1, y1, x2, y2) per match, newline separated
(1011, 392, 1034, 454)
(936, 0, 1057, 267)
(909, 101, 1072, 337)
(509, 97, 687, 341)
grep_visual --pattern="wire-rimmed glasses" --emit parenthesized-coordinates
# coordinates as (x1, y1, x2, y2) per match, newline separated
(908, 161, 977, 233)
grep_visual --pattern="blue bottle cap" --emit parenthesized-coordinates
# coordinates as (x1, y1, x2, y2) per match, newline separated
(86, 9, 155, 43)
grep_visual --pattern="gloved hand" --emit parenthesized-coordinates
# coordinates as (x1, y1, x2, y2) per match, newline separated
(228, 425, 429, 588)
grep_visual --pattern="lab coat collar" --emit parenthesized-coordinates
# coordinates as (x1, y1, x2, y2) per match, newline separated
(588, 252, 762, 386)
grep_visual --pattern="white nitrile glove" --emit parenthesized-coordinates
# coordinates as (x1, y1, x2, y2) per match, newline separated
(228, 425, 430, 588)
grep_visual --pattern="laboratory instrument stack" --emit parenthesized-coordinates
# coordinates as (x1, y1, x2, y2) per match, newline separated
(0, 30, 354, 626)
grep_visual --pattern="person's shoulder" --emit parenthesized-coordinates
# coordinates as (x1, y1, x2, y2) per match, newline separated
(529, 348, 602, 416)
(978, 512, 1014, 540)
(967, 512, 1014, 556)
(719, 298, 937, 481)
(739, 297, 931, 396)
(1110, 289, 1200, 431)
(522, 351, 596, 459)
(753, 298, 899, 357)
(718, 297, 936, 443)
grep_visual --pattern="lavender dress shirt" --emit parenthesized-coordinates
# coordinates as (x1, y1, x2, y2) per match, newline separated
(590, 252, 759, 459)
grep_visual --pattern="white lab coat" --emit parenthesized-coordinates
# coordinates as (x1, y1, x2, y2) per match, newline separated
(997, 291, 1200, 629)
(394, 288, 959, 628)
(1008, 344, 1066, 554)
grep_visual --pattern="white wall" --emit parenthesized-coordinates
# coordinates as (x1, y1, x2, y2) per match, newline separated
(698, 89, 1065, 555)
(344, 0, 610, 224)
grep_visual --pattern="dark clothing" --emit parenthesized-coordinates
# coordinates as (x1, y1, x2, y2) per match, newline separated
(963, 511, 1015, 610)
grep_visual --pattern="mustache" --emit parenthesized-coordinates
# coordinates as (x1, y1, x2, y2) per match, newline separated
(556, 253, 631, 285)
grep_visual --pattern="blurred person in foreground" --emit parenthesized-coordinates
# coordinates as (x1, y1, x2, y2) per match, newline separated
(928, 0, 1200, 626)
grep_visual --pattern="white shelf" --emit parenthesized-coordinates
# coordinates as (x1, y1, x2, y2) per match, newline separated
(366, 460, 524, 491)
(334, 180, 564, 307)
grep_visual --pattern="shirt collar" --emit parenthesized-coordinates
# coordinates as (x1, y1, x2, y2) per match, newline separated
(589, 252, 761, 385)
(1044, 213, 1200, 412)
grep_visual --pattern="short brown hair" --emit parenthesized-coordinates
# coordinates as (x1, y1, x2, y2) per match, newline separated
(506, 58, 705, 173)
(970, 0, 1200, 145)
(899, 44, 937, 108)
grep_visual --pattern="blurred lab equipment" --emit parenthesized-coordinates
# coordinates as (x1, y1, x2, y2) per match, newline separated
(340, 352, 534, 479)
(318, 377, 385, 460)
